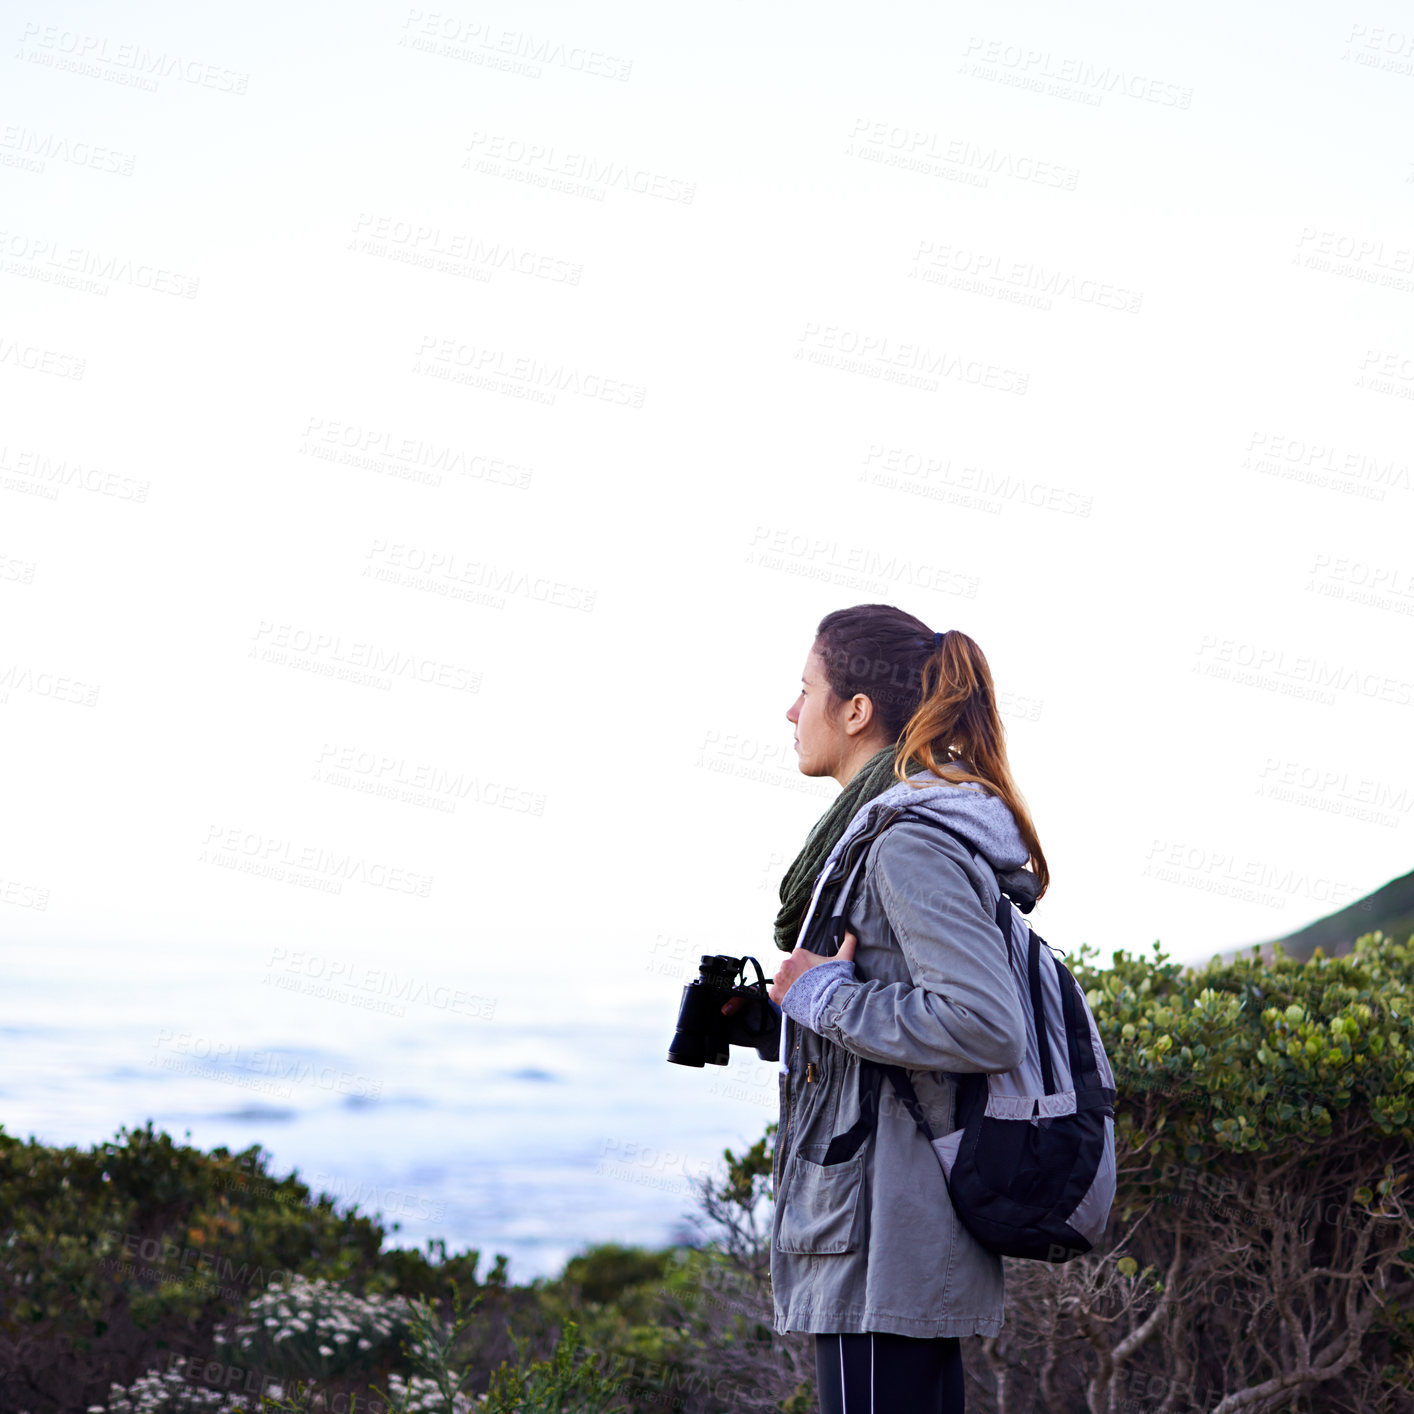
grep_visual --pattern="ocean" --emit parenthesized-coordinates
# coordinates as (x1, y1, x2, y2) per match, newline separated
(5, 935, 782, 1284)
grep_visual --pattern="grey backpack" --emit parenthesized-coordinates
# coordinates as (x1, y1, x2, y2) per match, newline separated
(814, 806, 1117, 1262)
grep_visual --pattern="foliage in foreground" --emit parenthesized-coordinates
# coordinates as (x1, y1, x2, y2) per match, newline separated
(0, 1123, 515, 1412)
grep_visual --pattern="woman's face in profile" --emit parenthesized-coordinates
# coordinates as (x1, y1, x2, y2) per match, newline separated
(787, 648, 840, 778)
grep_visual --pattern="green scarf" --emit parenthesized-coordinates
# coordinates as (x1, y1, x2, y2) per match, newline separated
(773, 744, 910, 952)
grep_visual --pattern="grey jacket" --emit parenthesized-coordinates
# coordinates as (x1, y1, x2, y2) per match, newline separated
(769, 775, 1040, 1338)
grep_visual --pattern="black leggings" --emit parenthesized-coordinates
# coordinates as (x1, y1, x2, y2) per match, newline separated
(814, 1330, 965, 1414)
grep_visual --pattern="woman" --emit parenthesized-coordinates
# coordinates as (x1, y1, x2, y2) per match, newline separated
(765, 604, 1049, 1414)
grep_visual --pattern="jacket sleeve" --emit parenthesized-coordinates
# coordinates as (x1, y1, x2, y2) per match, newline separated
(813, 822, 1027, 1073)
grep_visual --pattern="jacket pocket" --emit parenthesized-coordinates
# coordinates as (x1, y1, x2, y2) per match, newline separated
(776, 1147, 867, 1255)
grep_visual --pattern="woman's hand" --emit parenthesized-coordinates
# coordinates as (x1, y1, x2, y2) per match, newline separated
(770, 931, 857, 1004)
(719, 932, 858, 1014)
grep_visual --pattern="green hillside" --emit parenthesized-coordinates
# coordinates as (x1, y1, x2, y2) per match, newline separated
(1225, 864, 1414, 963)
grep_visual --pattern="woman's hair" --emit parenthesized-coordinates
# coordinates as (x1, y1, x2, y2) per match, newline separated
(813, 603, 1050, 897)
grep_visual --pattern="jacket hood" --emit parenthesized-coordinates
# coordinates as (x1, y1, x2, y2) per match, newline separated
(819, 769, 1041, 912)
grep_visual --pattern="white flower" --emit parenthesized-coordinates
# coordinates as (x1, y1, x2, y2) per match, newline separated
(318, 1344, 334, 1357)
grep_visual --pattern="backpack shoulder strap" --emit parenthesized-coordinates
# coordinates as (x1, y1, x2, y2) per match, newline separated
(798, 804, 902, 956)
(822, 1061, 886, 1164)
(817, 809, 1049, 1155)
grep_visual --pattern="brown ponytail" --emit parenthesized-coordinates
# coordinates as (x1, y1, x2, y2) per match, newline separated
(813, 605, 1050, 899)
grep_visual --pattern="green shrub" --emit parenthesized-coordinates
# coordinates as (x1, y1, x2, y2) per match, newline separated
(479, 1320, 627, 1414)
(533, 1241, 692, 1396)
(555, 1244, 676, 1311)
(1083, 930, 1414, 1171)
(379, 1281, 485, 1414)
(973, 929, 1414, 1413)
(0, 1122, 505, 1413)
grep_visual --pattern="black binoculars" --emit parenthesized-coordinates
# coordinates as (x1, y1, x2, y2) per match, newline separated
(666, 954, 781, 1067)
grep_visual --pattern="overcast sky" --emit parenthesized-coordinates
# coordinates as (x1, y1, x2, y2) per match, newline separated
(4, 0, 1413, 1016)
